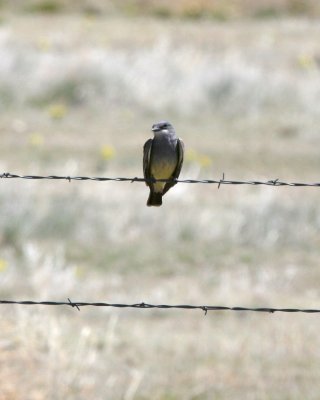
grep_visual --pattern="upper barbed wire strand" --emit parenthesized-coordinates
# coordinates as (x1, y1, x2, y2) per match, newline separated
(1, 173, 320, 187)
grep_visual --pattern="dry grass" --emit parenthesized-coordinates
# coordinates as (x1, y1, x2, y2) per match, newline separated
(0, 12, 320, 399)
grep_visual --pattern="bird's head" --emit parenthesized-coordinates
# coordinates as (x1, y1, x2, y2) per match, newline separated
(151, 121, 175, 136)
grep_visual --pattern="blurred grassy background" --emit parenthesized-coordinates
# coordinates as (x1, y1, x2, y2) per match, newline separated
(2, 0, 320, 18)
(1, 1, 320, 399)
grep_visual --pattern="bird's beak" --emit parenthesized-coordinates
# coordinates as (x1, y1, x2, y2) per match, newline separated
(151, 126, 159, 132)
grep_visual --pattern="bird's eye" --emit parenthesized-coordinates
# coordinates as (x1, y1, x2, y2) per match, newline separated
(161, 123, 168, 129)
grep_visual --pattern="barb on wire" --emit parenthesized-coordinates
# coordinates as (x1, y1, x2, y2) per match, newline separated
(0, 299, 320, 315)
(1, 172, 320, 188)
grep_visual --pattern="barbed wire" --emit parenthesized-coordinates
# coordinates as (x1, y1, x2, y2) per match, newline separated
(1, 299, 319, 315)
(1, 172, 320, 188)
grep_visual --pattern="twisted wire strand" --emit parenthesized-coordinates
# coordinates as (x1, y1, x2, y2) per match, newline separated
(0, 299, 319, 315)
(1, 172, 320, 187)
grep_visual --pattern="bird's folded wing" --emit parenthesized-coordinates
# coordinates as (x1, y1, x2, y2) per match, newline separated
(143, 138, 153, 186)
(163, 138, 184, 194)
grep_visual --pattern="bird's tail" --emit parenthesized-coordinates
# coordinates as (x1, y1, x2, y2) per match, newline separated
(147, 191, 162, 207)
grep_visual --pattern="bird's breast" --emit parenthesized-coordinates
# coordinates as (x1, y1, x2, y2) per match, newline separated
(150, 138, 178, 179)
(150, 159, 176, 179)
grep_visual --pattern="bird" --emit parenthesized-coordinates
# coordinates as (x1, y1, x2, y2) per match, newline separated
(143, 121, 184, 207)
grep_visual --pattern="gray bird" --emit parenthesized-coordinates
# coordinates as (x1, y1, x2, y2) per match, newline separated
(143, 121, 184, 207)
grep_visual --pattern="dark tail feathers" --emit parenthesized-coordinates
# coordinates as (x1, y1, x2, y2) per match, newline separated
(147, 191, 162, 207)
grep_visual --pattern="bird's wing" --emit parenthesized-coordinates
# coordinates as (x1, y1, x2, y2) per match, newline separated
(143, 138, 153, 186)
(163, 138, 185, 195)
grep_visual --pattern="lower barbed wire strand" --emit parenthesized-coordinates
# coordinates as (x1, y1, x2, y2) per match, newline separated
(0, 299, 320, 314)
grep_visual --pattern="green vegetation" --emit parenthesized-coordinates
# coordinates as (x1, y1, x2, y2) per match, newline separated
(2, 0, 320, 18)
(25, 0, 63, 14)
(254, 7, 283, 19)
